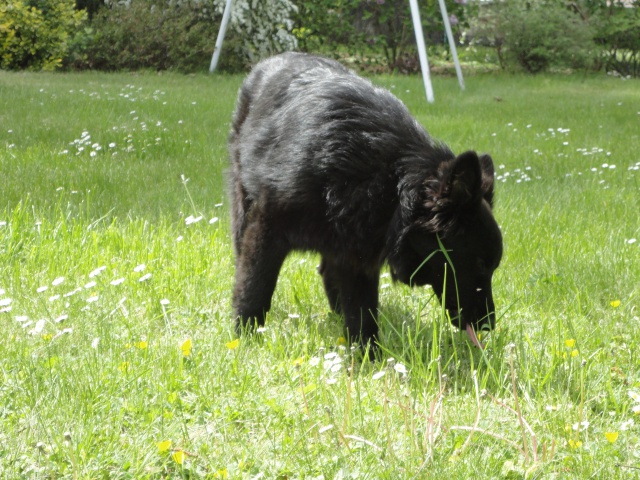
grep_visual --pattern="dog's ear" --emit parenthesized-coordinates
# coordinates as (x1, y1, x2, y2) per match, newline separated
(479, 153, 495, 207)
(420, 151, 494, 234)
(441, 150, 483, 207)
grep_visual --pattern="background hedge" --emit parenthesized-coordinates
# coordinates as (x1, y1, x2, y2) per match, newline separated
(0, 0, 638, 76)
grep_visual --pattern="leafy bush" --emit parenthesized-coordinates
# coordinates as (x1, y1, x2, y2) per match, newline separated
(82, 0, 297, 72)
(466, 0, 595, 73)
(83, 1, 217, 71)
(591, 0, 640, 77)
(293, 0, 466, 73)
(358, 0, 429, 70)
(75, 0, 104, 18)
(0, 0, 87, 70)
(292, 0, 358, 54)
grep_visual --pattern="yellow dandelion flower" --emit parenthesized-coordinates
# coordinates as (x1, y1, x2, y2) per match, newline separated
(337, 336, 347, 346)
(571, 349, 579, 357)
(135, 341, 148, 350)
(605, 432, 619, 443)
(157, 440, 172, 452)
(118, 361, 130, 372)
(42, 333, 53, 341)
(568, 439, 582, 449)
(610, 300, 621, 308)
(292, 356, 304, 367)
(565, 339, 576, 348)
(226, 338, 240, 350)
(172, 450, 186, 465)
(215, 469, 228, 479)
(181, 338, 192, 357)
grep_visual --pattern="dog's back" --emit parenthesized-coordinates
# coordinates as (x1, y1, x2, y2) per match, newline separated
(229, 53, 441, 236)
(230, 53, 351, 139)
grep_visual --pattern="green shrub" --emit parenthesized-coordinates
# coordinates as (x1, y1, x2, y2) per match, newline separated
(293, 0, 466, 73)
(466, 0, 595, 73)
(0, 0, 87, 70)
(292, 0, 358, 54)
(592, 1, 640, 77)
(74, 0, 103, 18)
(83, 1, 219, 72)
(82, 0, 297, 73)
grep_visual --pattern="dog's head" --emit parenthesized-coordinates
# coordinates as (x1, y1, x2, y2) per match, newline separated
(390, 151, 503, 343)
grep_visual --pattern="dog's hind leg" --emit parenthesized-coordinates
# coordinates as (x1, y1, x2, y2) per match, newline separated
(232, 207, 290, 333)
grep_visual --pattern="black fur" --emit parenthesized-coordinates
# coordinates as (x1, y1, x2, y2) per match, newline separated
(229, 52, 502, 346)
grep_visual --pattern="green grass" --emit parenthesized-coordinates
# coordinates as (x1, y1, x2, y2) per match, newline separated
(1, 69, 639, 478)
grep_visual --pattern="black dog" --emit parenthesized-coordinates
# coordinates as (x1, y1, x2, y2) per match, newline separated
(229, 52, 502, 348)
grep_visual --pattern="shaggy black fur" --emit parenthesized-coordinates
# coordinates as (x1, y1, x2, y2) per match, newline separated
(229, 52, 502, 346)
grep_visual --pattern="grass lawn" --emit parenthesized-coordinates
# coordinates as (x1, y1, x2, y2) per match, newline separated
(0, 69, 639, 478)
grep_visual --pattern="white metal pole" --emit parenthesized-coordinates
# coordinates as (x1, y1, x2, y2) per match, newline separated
(408, 0, 434, 103)
(209, 0, 234, 73)
(437, 0, 465, 90)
